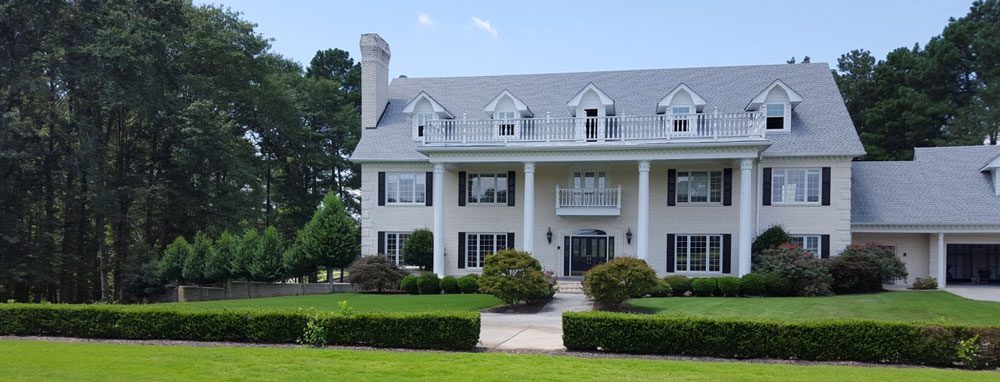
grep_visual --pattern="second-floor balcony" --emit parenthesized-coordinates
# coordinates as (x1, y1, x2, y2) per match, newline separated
(421, 112, 766, 147)
(555, 186, 622, 216)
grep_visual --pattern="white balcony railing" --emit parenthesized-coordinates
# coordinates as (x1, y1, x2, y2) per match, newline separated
(422, 112, 766, 146)
(555, 186, 622, 215)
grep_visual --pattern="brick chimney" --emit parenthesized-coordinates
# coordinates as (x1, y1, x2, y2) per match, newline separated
(360, 33, 390, 130)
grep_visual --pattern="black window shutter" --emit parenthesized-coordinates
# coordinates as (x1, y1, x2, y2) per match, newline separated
(458, 171, 467, 206)
(563, 236, 570, 276)
(666, 234, 676, 272)
(667, 169, 677, 206)
(507, 170, 516, 207)
(762, 167, 772, 206)
(507, 233, 515, 249)
(723, 168, 733, 206)
(457, 232, 466, 269)
(821, 234, 831, 259)
(821, 167, 831, 206)
(377, 172, 386, 206)
(425, 172, 433, 206)
(722, 234, 733, 274)
(377, 231, 385, 255)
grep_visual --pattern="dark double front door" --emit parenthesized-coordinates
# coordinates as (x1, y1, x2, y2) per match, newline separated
(564, 232, 615, 276)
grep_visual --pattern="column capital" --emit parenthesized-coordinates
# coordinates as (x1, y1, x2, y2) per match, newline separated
(433, 163, 445, 173)
(524, 162, 536, 173)
(638, 160, 651, 172)
(738, 158, 754, 171)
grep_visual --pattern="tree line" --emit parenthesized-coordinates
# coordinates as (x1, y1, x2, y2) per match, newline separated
(1, 1, 361, 302)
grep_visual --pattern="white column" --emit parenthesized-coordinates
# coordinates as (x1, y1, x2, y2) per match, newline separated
(523, 162, 536, 254)
(432, 163, 445, 277)
(738, 158, 754, 276)
(637, 160, 651, 261)
(937, 233, 947, 288)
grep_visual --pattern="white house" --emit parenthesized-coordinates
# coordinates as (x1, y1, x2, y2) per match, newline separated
(351, 34, 1000, 286)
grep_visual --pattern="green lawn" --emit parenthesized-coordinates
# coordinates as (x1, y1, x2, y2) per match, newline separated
(0, 340, 994, 382)
(628, 291, 1000, 325)
(155, 293, 503, 313)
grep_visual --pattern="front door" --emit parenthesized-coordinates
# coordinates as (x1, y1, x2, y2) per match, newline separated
(564, 231, 615, 276)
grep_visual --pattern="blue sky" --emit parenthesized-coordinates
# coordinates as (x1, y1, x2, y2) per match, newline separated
(197, 0, 972, 78)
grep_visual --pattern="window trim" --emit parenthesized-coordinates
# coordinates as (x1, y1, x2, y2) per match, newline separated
(673, 234, 724, 273)
(789, 234, 822, 258)
(465, 232, 508, 269)
(674, 170, 724, 205)
(770, 167, 822, 205)
(384, 172, 427, 206)
(413, 112, 435, 139)
(383, 232, 411, 266)
(764, 102, 791, 132)
(466, 172, 509, 206)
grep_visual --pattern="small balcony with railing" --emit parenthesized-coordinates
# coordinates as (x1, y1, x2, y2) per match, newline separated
(555, 185, 622, 216)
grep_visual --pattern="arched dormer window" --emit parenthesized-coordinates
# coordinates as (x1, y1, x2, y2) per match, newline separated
(657, 84, 707, 133)
(484, 90, 533, 137)
(402, 91, 454, 140)
(746, 80, 803, 132)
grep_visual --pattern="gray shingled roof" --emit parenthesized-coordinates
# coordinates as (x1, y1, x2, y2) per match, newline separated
(351, 63, 865, 161)
(852, 146, 1000, 226)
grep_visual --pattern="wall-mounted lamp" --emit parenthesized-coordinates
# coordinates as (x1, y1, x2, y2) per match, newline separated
(546, 227, 553, 244)
(626, 227, 633, 245)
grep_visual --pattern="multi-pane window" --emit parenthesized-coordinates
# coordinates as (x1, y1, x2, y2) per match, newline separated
(671, 106, 692, 132)
(385, 173, 426, 204)
(765, 103, 786, 130)
(467, 173, 508, 204)
(789, 235, 821, 258)
(383, 232, 411, 266)
(466, 233, 508, 268)
(676, 171, 723, 204)
(771, 168, 821, 204)
(674, 235, 723, 272)
(416, 112, 434, 137)
(496, 111, 516, 136)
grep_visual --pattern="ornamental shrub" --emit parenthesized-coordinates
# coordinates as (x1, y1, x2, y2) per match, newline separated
(479, 249, 553, 305)
(663, 275, 692, 296)
(648, 280, 674, 297)
(716, 276, 741, 297)
(762, 272, 793, 296)
(403, 229, 434, 270)
(739, 273, 766, 296)
(346, 256, 408, 293)
(582, 258, 659, 309)
(416, 272, 441, 295)
(751, 225, 791, 254)
(912, 277, 938, 290)
(691, 278, 718, 296)
(400, 274, 419, 295)
(828, 242, 908, 293)
(458, 274, 480, 294)
(440, 276, 460, 294)
(753, 245, 832, 296)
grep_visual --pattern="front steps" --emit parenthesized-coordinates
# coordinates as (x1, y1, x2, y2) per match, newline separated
(556, 280, 585, 294)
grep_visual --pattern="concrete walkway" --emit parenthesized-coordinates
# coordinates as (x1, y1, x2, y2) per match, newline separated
(479, 293, 591, 350)
(946, 285, 1000, 302)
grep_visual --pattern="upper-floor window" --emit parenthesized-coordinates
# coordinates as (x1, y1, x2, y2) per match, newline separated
(771, 168, 821, 204)
(416, 112, 434, 137)
(467, 173, 508, 205)
(765, 103, 787, 130)
(674, 234, 723, 273)
(496, 111, 516, 136)
(676, 170, 723, 204)
(385, 172, 426, 205)
(789, 235, 821, 257)
(671, 106, 692, 132)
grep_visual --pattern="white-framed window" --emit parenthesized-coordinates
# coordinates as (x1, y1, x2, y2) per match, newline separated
(383, 232, 411, 266)
(789, 235, 821, 258)
(415, 112, 434, 138)
(676, 170, 723, 204)
(674, 234, 723, 273)
(385, 172, 426, 205)
(765, 102, 789, 130)
(495, 111, 516, 136)
(466, 233, 508, 268)
(771, 168, 821, 204)
(467, 173, 508, 205)
(671, 105, 693, 132)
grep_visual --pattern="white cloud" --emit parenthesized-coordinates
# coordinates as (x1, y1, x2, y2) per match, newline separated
(417, 12, 434, 27)
(470, 17, 498, 38)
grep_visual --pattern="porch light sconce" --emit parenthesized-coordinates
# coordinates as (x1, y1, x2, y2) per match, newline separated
(626, 227, 633, 245)
(546, 227, 553, 244)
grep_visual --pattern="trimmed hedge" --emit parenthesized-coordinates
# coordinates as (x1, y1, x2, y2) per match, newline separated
(0, 303, 480, 350)
(563, 312, 1000, 368)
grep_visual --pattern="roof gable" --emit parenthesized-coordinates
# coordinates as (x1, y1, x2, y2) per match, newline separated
(483, 89, 533, 117)
(566, 83, 615, 116)
(657, 83, 707, 114)
(746, 79, 803, 111)
(401, 91, 454, 118)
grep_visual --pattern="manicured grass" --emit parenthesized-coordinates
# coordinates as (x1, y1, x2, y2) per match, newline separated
(156, 293, 503, 313)
(1, 340, 995, 382)
(628, 291, 1000, 325)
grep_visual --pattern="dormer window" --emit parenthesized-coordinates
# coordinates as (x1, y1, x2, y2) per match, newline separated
(671, 106, 693, 132)
(746, 80, 803, 133)
(402, 91, 454, 141)
(416, 112, 434, 137)
(496, 111, 516, 136)
(765, 103, 786, 130)
(484, 90, 533, 138)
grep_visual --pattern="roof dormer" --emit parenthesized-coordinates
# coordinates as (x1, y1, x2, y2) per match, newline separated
(403, 91, 454, 140)
(484, 90, 533, 118)
(566, 83, 615, 117)
(656, 84, 707, 114)
(746, 80, 803, 132)
(980, 154, 1000, 196)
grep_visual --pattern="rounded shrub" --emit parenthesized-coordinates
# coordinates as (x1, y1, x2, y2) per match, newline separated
(752, 225, 791, 254)
(753, 245, 832, 296)
(346, 256, 408, 293)
(582, 258, 659, 308)
(762, 272, 793, 296)
(828, 242, 908, 294)
(458, 274, 479, 294)
(911, 277, 937, 290)
(400, 274, 419, 295)
(440, 276, 460, 294)
(416, 272, 441, 294)
(663, 275, 692, 296)
(739, 273, 766, 296)
(691, 278, 718, 296)
(648, 280, 674, 297)
(479, 249, 554, 305)
(716, 276, 741, 297)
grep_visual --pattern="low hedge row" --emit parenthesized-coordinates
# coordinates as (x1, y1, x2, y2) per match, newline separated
(0, 304, 480, 350)
(563, 312, 1000, 368)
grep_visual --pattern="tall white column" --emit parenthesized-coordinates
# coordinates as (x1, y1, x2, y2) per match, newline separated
(523, 162, 536, 254)
(937, 233, 947, 288)
(738, 158, 754, 276)
(432, 163, 445, 277)
(637, 160, 651, 261)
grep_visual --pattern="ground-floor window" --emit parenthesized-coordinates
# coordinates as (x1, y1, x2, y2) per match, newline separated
(789, 235, 822, 258)
(674, 234, 722, 272)
(384, 232, 411, 266)
(466, 233, 508, 269)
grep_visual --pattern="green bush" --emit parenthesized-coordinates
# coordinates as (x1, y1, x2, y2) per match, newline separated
(753, 245, 832, 296)
(829, 242, 909, 293)
(562, 312, 1000, 368)
(663, 275, 692, 296)
(762, 272, 793, 296)
(739, 273, 766, 296)
(158, 236, 192, 284)
(458, 274, 479, 294)
(479, 249, 554, 305)
(416, 272, 441, 295)
(716, 276, 741, 297)
(912, 277, 938, 290)
(402, 229, 434, 270)
(582, 258, 658, 308)
(400, 274, 419, 295)
(648, 280, 674, 297)
(752, 225, 791, 254)
(0, 304, 480, 350)
(690, 278, 718, 296)
(346, 256, 408, 293)
(440, 276, 460, 294)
